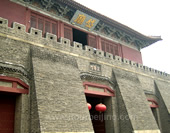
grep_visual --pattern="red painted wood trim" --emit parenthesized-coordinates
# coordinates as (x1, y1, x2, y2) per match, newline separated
(64, 23, 89, 34)
(26, 8, 31, 32)
(83, 82, 115, 97)
(0, 76, 29, 89)
(84, 89, 114, 97)
(118, 43, 123, 57)
(148, 98, 158, 105)
(83, 82, 114, 93)
(0, 86, 28, 94)
(150, 104, 158, 108)
(147, 98, 159, 108)
(96, 36, 101, 50)
(60, 21, 64, 38)
(84, 84, 88, 90)
(12, 82, 17, 88)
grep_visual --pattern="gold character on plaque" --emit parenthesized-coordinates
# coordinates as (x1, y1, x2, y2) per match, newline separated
(86, 19, 96, 28)
(74, 14, 86, 25)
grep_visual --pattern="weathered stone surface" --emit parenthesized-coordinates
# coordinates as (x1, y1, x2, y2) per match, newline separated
(154, 81, 170, 133)
(155, 80, 170, 113)
(31, 46, 93, 132)
(0, 17, 169, 133)
(112, 68, 159, 131)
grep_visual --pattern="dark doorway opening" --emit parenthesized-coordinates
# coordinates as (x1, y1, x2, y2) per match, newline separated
(73, 28, 87, 46)
(0, 92, 16, 133)
(86, 96, 106, 133)
(151, 108, 159, 128)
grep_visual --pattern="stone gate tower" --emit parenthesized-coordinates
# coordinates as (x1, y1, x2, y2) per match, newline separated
(0, 0, 170, 133)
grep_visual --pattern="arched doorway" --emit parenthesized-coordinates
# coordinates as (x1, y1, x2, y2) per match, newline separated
(0, 76, 29, 133)
(87, 96, 106, 133)
(83, 82, 115, 133)
(0, 92, 16, 133)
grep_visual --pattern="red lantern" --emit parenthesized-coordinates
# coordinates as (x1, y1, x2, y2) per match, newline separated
(95, 103, 106, 112)
(87, 103, 92, 110)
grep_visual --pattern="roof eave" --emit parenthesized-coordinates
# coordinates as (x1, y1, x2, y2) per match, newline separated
(141, 37, 162, 49)
(60, 0, 162, 43)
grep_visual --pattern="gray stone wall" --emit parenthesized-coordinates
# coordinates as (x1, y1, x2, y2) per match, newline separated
(115, 83, 133, 133)
(112, 68, 159, 131)
(31, 46, 93, 132)
(0, 17, 170, 133)
(104, 97, 117, 133)
(154, 82, 170, 133)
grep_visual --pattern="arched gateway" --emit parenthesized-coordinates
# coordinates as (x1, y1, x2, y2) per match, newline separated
(0, 76, 29, 133)
(83, 82, 115, 133)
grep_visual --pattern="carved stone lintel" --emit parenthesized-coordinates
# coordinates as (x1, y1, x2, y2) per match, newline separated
(0, 62, 30, 79)
(80, 72, 114, 85)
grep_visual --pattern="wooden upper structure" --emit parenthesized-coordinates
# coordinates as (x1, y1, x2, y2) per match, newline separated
(0, 0, 162, 64)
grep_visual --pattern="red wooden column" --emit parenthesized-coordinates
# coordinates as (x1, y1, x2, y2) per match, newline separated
(63, 25, 73, 42)
(25, 8, 31, 32)
(118, 43, 123, 57)
(96, 36, 102, 49)
(58, 21, 64, 39)
(87, 34, 97, 48)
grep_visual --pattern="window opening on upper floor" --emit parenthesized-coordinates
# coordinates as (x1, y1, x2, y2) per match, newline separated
(101, 39, 119, 56)
(73, 28, 87, 47)
(30, 13, 58, 37)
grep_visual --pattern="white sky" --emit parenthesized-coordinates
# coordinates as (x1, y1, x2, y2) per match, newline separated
(74, 0, 170, 74)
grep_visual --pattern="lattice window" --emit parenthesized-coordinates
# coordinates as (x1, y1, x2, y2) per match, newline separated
(30, 15, 36, 28)
(30, 12, 58, 36)
(45, 21, 50, 33)
(101, 40, 105, 51)
(64, 25, 73, 41)
(88, 35, 97, 48)
(38, 18, 43, 31)
(52, 23, 57, 35)
(101, 38, 119, 56)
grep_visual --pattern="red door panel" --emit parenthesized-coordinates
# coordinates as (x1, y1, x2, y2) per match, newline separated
(0, 94, 16, 133)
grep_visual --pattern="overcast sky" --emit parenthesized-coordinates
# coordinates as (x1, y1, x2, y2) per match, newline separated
(74, 0, 170, 74)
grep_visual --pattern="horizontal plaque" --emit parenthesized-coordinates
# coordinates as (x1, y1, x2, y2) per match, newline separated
(89, 62, 101, 72)
(70, 10, 99, 31)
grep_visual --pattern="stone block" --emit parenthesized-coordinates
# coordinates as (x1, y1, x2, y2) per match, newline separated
(45, 32, 57, 42)
(59, 37, 70, 46)
(143, 66, 150, 71)
(12, 22, 26, 33)
(73, 41, 83, 49)
(161, 72, 167, 76)
(137, 63, 143, 69)
(122, 58, 130, 64)
(114, 55, 122, 62)
(95, 49, 104, 57)
(154, 69, 161, 74)
(130, 60, 137, 67)
(105, 52, 113, 59)
(84, 46, 94, 54)
(30, 27, 42, 38)
(0, 17, 8, 27)
(149, 68, 155, 72)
